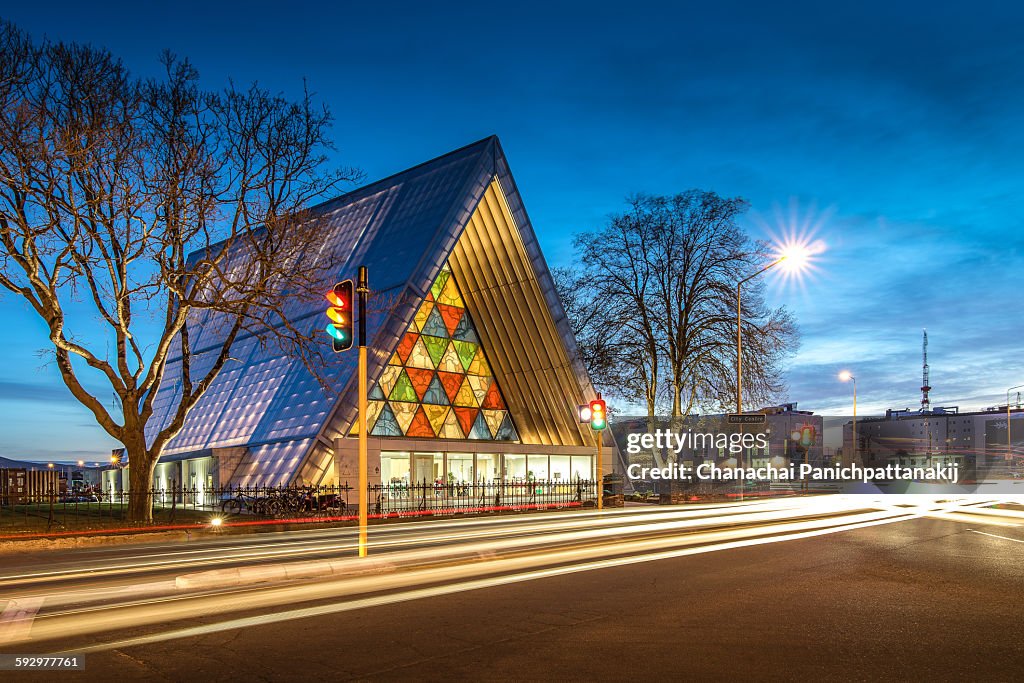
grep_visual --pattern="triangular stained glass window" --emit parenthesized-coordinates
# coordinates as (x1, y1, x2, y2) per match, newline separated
(422, 375, 450, 405)
(420, 306, 449, 338)
(468, 412, 491, 440)
(370, 403, 403, 437)
(452, 314, 479, 343)
(421, 335, 448, 366)
(363, 264, 518, 441)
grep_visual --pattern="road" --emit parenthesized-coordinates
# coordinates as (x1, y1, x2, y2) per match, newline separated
(1, 496, 1022, 680)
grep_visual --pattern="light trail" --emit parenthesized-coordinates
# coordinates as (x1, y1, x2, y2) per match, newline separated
(0, 495, 1013, 654)
(0, 496, 844, 588)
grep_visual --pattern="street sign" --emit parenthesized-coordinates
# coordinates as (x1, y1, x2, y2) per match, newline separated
(727, 413, 767, 425)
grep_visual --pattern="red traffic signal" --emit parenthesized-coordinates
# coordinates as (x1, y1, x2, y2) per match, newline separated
(799, 425, 816, 448)
(589, 398, 607, 431)
(326, 280, 354, 352)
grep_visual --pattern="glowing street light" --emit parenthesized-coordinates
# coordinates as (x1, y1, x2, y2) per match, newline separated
(839, 371, 857, 465)
(736, 243, 814, 415)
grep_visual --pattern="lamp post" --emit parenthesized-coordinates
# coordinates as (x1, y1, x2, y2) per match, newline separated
(736, 256, 786, 416)
(839, 371, 856, 465)
(1008, 384, 1024, 464)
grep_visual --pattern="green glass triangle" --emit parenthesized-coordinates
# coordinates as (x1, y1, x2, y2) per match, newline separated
(430, 269, 451, 300)
(453, 340, 478, 370)
(388, 368, 418, 402)
(421, 334, 448, 366)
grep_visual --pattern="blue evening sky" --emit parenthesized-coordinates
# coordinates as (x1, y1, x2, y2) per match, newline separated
(1, 1, 1021, 460)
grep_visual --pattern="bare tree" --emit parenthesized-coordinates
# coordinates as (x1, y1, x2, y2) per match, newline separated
(567, 192, 798, 433)
(0, 22, 359, 522)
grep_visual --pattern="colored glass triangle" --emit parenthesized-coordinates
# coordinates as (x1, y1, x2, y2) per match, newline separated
(453, 340, 478, 370)
(396, 331, 419, 364)
(368, 383, 386, 401)
(453, 377, 477, 407)
(391, 401, 418, 432)
(406, 367, 434, 401)
(406, 337, 434, 369)
(452, 314, 479, 343)
(482, 409, 505, 438)
(420, 306, 449, 338)
(438, 275, 462, 306)
(413, 300, 434, 332)
(437, 371, 464, 402)
(494, 413, 518, 441)
(439, 408, 464, 438)
(453, 407, 478, 436)
(480, 382, 505, 410)
(467, 352, 490, 377)
(424, 405, 450, 435)
(435, 303, 463, 336)
(370, 403, 402, 437)
(421, 334, 448, 366)
(422, 374, 450, 405)
(406, 406, 434, 438)
(353, 400, 386, 435)
(438, 342, 464, 373)
(388, 369, 418, 403)
(468, 411, 492, 440)
(430, 269, 450, 299)
(378, 365, 402, 395)
(468, 374, 491, 405)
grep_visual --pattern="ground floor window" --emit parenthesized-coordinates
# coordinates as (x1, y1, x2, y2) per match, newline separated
(378, 451, 596, 487)
(505, 454, 527, 480)
(527, 455, 550, 480)
(477, 453, 500, 482)
(381, 451, 411, 486)
(447, 453, 474, 483)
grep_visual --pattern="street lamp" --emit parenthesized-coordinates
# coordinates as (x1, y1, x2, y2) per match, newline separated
(1008, 384, 1024, 463)
(839, 371, 857, 464)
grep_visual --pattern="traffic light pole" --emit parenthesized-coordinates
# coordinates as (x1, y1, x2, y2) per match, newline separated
(596, 429, 603, 511)
(357, 266, 369, 558)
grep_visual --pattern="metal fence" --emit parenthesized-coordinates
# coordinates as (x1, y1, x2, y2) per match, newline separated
(0, 479, 597, 533)
(370, 479, 597, 517)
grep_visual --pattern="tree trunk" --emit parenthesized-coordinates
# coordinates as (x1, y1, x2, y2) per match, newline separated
(125, 437, 156, 525)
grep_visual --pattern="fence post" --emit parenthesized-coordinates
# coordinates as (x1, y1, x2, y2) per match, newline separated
(47, 483, 55, 530)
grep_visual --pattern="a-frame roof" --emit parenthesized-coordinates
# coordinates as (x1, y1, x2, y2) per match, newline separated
(148, 136, 604, 485)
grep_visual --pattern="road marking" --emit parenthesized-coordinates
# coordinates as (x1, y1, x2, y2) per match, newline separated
(967, 529, 1024, 544)
(0, 596, 45, 643)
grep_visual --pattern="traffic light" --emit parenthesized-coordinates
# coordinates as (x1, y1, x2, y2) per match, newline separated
(325, 280, 353, 352)
(589, 398, 607, 431)
(799, 425, 816, 448)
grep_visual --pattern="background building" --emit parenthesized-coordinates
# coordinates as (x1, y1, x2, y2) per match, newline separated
(843, 405, 1024, 478)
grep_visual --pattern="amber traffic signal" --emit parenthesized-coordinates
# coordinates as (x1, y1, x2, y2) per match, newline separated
(589, 398, 607, 431)
(326, 280, 354, 352)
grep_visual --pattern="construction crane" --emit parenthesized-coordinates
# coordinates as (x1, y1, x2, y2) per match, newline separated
(921, 329, 931, 412)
